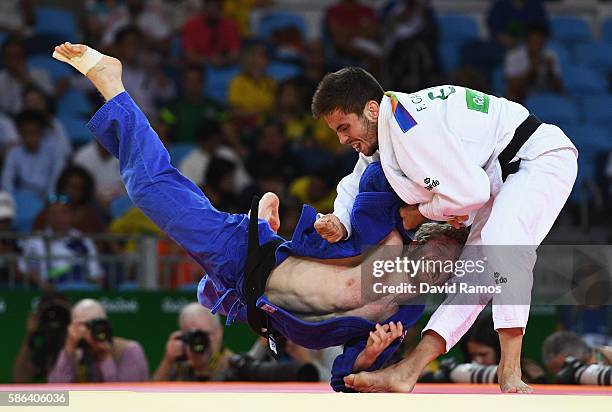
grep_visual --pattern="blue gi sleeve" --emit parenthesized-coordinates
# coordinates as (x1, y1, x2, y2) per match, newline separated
(330, 336, 403, 392)
(85, 92, 247, 277)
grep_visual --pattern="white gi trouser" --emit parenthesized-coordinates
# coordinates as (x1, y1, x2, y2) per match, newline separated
(423, 141, 578, 352)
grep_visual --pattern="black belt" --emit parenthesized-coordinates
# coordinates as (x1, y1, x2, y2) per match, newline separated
(498, 114, 542, 181)
(242, 196, 283, 339)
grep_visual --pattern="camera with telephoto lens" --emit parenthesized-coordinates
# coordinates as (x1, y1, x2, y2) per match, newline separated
(28, 301, 71, 378)
(178, 330, 211, 354)
(85, 318, 113, 342)
(224, 354, 319, 382)
(555, 357, 611, 386)
(420, 358, 498, 383)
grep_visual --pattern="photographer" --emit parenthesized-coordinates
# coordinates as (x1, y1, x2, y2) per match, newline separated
(542, 331, 611, 385)
(153, 303, 231, 381)
(12, 292, 71, 382)
(48, 298, 149, 382)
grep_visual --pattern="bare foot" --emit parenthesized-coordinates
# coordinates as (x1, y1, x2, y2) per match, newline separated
(54, 42, 125, 101)
(498, 367, 533, 394)
(258, 192, 281, 233)
(344, 362, 418, 393)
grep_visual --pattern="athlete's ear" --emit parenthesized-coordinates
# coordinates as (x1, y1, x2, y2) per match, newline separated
(363, 100, 380, 122)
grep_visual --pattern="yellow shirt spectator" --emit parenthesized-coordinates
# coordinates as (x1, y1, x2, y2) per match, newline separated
(228, 74, 277, 115)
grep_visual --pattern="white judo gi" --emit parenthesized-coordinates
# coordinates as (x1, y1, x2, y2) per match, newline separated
(333, 85, 578, 351)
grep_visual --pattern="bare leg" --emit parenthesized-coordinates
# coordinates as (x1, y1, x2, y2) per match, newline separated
(344, 330, 446, 392)
(258, 192, 280, 233)
(54, 42, 125, 101)
(498, 327, 533, 393)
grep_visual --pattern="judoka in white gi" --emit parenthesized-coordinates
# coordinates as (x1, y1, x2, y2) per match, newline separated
(311, 67, 578, 393)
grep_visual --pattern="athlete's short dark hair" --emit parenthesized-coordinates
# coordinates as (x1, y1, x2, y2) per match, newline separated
(311, 67, 384, 119)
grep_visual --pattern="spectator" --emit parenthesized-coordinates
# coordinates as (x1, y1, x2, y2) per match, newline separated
(0, 191, 21, 288)
(246, 120, 299, 185)
(0, 0, 34, 36)
(22, 87, 72, 161)
(73, 140, 125, 210)
(202, 156, 239, 212)
(228, 42, 277, 125)
(111, 26, 176, 117)
(487, 0, 549, 50)
(0, 112, 19, 162)
(13, 292, 71, 382)
(179, 120, 250, 192)
(381, 0, 443, 92)
(293, 42, 328, 106)
(101, 0, 172, 50)
(542, 331, 611, 376)
(324, 0, 379, 69)
(182, 0, 242, 66)
(288, 167, 337, 214)
(505, 24, 563, 102)
(48, 298, 149, 382)
(160, 65, 227, 143)
(19, 200, 105, 289)
(276, 80, 313, 144)
(154, 302, 232, 381)
(1, 110, 66, 200)
(34, 166, 107, 234)
(224, 0, 272, 36)
(0, 37, 54, 115)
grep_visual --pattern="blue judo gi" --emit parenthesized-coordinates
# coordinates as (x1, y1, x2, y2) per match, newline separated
(87, 92, 424, 392)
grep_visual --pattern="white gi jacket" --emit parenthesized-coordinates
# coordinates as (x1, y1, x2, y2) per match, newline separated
(334, 86, 576, 236)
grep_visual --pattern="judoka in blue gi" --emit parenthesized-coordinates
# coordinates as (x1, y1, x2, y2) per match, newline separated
(52, 43, 468, 391)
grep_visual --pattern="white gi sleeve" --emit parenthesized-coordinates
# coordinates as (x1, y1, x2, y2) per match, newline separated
(388, 119, 491, 221)
(333, 153, 372, 238)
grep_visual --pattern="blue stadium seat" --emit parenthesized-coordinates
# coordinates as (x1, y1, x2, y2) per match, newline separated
(204, 65, 241, 103)
(12, 190, 44, 232)
(25, 33, 65, 56)
(547, 41, 570, 70)
(110, 195, 134, 219)
(169, 143, 195, 166)
(57, 89, 94, 117)
(563, 66, 608, 96)
(563, 124, 612, 203)
(439, 42, 461, 73)
(258, 11, 308, 40)
(580, 95, 612, 126)
(438, 14, 480, 44)
(58, 113, 93, 144)
(0, 32, 6, 47)
(573, 42, 612, 74)
(602, 18, 612, 44)
(27, 55, 73, 82)
(524, 94, 579, 129)
(550, 16, 592, 48)
(34, 6, 79, 42)
(491, 67, 505, 96)
(266, 61, 301, 81)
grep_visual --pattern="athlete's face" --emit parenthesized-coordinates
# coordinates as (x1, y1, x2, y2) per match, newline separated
(324, 101, 379, 156)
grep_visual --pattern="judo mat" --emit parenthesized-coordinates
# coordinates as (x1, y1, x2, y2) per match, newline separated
(0, 383, 610, 412)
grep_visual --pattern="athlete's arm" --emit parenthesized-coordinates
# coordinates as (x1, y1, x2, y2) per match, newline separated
(321, 153, 372, 240)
